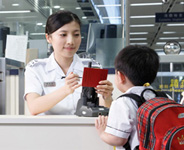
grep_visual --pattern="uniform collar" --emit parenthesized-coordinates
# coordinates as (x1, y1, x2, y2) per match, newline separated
(46, 53, 58, 72)
(66, 54, 84, 75)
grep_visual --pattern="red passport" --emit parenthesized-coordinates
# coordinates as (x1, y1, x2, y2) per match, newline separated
(82, 68, 108, 87)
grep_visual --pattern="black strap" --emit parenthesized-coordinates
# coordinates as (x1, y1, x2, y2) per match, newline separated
(134, 145, 139, 150)
(119, 94, 143, 150)
(119, 93, 144, 108)
(119, 88, 168, 108)
(123, 136, 131, 150)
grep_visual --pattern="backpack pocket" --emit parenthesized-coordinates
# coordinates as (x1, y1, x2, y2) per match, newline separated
(161, 125, 184, 150)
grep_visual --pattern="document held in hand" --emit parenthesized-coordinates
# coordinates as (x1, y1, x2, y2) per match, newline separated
(82, 68, 108, 87)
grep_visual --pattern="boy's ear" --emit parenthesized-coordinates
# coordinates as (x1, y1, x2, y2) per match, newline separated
(117, 71, 126, 83)
(45, 34, 51, 43)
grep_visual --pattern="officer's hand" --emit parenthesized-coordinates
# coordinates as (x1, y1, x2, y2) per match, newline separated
(95, 80, 113, 101)
(65, 72, 81, 94)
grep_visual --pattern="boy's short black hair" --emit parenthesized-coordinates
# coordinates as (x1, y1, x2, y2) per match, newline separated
(114, 45, 159, 86)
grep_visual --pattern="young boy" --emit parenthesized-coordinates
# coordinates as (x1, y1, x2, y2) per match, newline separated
(95, 45, 160, 150)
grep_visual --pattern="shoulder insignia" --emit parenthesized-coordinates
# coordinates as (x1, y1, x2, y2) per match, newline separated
(28, 59, 39, 67)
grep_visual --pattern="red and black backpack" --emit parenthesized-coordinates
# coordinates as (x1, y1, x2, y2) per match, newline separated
(120, 88, 184, 150)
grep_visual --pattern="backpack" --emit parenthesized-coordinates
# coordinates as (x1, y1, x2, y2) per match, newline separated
(121, 88, 184, 150)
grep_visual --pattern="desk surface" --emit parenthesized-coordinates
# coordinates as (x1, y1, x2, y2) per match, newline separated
(0, 115, 97, 124)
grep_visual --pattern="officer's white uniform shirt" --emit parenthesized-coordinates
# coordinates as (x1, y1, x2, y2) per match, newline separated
(24, 52, 84, 115)
(105, 86, 156, 150)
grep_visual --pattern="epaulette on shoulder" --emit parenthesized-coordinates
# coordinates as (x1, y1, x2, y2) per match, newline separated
(27, 59, 45, 67)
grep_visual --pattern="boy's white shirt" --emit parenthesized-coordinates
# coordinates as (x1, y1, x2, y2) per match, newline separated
(105, 86, 157, 150)
(180, 91, 184, 104)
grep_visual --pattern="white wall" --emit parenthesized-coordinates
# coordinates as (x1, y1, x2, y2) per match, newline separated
(107, 74, 122, 100)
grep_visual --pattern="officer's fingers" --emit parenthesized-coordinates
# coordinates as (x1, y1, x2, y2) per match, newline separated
(67, 81, 80, 89)
(65, 76, 80, 85)
(72, 83, 82, 90)
(66, 72, 79, 79)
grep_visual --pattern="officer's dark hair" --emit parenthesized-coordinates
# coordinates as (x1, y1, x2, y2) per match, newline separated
(114, 45, 159, 86)
(45, 10, 81, 35)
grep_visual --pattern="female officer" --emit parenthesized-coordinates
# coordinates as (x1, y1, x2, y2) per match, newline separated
(24, 10, 113, 115)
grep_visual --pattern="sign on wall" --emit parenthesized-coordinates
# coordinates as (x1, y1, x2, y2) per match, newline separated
(155, 12, 184, 23)
(5, 35, 28, 63)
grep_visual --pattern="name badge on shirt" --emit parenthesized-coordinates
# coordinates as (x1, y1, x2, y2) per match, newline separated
(44, 82, 56, 87)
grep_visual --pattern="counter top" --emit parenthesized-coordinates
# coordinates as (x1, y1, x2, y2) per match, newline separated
(0, 115, 113, 150)
(0, 115, 97, 124)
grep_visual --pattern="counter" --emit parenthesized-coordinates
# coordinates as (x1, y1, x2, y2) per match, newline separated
(0, 115, 113, 150)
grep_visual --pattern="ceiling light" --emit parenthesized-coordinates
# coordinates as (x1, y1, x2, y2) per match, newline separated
(180, 2, 184, 4)
(156, 42, 166, 45)
(162, 0, 170, 4)
(130, 32, 148, 35)
(155, 49, 163, 51)
(12, 3, 19, 6)
(75, 7, 81, 9)
(130, 38, 147, 40)
(130, 15, 155, 18)
(130, 43, 148, 45)
(102, 16, 121, 19)
(60, 8, 65, 10)
(82, 16, 87, 19)
(42, 6, 50, 9)
(130, 3, 162, 6)
(130, 24, 154, 27)
(0, 10, 31, 13)
(167, 24, 184, 26)
(53, 6, 60, 9)
(159, 37, 179, 40)
(96, 4, 121, 7)
(30, 33, 45, 35)
(163, 32, 176, 34)
(36, 23, 43, 26)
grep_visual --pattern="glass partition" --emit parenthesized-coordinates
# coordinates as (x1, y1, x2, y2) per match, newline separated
(96, 38, 124, 68)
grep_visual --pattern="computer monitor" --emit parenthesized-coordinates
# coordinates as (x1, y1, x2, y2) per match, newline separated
(86, 23, 123, 55)
(86, 23, 124, 68)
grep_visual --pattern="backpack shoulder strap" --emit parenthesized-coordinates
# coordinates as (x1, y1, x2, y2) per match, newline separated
(155, 91, 168, 98)
(119, 93, 143, 150)
(118, 93, 145, 108)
